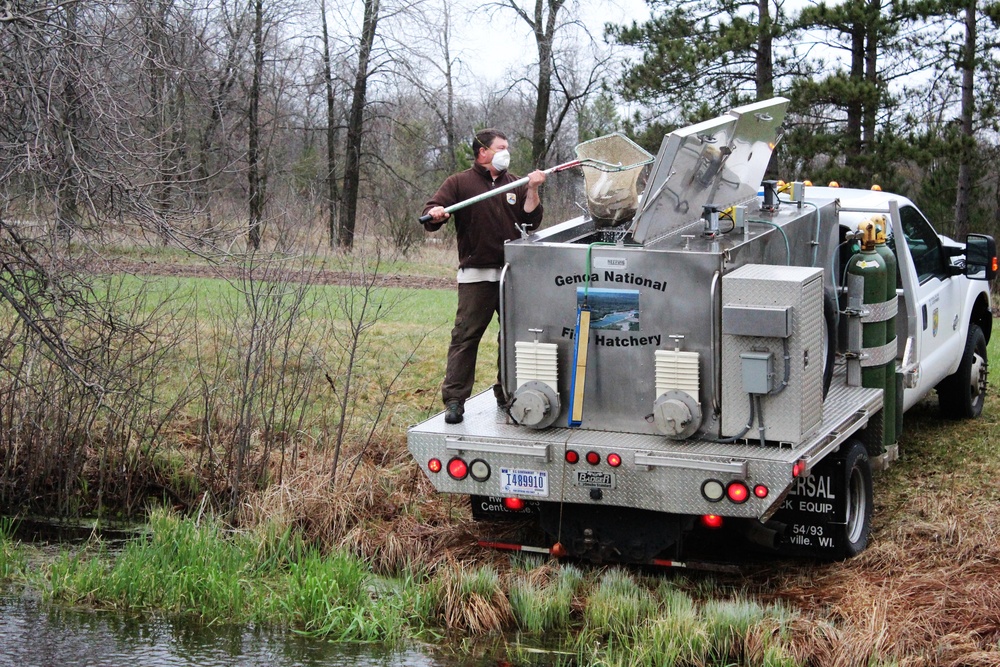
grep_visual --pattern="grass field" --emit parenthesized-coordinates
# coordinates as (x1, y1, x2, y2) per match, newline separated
(1, 240, 998, 666)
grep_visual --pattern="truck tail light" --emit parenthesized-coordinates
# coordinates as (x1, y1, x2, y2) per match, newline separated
(503, 497, 525, 511)
(447, 457, 468, 480)
(607, 453, 622, 467)
(726, 481, 750, 504)
(792, 460, 806, 477)
(428, 458, 442, 473)
(586, 451, 601, 465)
(754, 484, 769, 499)
(565, 450, 579, 464)
(701, 514, 724, 529)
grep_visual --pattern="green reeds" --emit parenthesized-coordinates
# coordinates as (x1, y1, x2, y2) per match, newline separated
(44, 509, 406, 643)
(0, 516, 24, 580)
(582, 567, 659, 640)
(508, 561, 583, 633)
(534, 568, 799, 667)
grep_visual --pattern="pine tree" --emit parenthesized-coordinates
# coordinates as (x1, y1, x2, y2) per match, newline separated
(608, 0, 795, 126)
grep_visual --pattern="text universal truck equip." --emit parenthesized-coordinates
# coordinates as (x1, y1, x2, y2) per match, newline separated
(408, 98, 997, 567)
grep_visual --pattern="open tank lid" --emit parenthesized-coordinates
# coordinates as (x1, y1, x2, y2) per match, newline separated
(629, 97, 789, 244)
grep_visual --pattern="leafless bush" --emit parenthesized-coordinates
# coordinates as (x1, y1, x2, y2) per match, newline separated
(191, 250, 327, 512)
(318, 245, 426, 487)
(0, 220, 194, 515)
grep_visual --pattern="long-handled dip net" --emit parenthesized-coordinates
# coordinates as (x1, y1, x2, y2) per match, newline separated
(418, 133, 654, 228)
(574, 133, 654, 228)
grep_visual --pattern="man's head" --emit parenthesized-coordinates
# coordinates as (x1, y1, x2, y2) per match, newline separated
(473, 129, 508, 162)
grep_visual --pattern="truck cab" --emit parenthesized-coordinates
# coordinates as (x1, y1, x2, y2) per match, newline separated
(818, 186, 994, 418)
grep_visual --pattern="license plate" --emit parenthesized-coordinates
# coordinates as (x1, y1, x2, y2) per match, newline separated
(500, 468, 549, 497)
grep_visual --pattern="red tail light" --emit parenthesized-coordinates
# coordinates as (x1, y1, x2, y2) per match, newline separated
(503, 497, 525, 511)
(701, 514, 724, 529)
(754, 484, 769, 499)
(726, 481, 749, 504)
(792, 460, 806, 477)
(428, 458, 442, 473)
(585, 451, 601, 465)
(607, 453, 622, 467)
(447, 457, 468, 480)
(565, 450, 579, 464)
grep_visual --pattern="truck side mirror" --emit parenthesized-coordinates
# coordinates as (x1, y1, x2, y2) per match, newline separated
(965, 233, 997, 281)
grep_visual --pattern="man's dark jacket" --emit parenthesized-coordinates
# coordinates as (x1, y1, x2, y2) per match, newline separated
(422, 163, 543, 270)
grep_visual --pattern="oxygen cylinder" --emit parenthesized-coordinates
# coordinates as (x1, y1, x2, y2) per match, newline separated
(873, 218, 898, 447)
(847, 222, 889, 451)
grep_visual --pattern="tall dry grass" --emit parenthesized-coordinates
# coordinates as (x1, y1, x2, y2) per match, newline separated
(235, 434, 485, 574)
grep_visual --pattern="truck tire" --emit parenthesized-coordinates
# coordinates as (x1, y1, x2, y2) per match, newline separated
(938, 324, 987, 420)
(833, 438, 873, 559)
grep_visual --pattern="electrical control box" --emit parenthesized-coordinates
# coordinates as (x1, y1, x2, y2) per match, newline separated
(721, 264, 825, 443)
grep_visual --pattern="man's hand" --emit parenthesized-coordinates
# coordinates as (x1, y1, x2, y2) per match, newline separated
(426, 206, 450, 222)
(527, 170, 547, 189)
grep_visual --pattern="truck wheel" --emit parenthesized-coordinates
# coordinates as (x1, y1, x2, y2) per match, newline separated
(833, 439, 873, 559)
(938, 324, 987, 420)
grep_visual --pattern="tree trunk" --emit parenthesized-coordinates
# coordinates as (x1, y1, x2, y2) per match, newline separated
(321, 0, 339, 248)
(247, 0, 264, 250)
(756, 0, 774, 99)
(955, 0, 976, 238)
(528, 0, 564, 167)
(862, 0, 879, 154)
(443, 2, 458, 173)
(57, 1, 82, 242)
(845, 0, 866, 181)
(340, 0, 380, 249)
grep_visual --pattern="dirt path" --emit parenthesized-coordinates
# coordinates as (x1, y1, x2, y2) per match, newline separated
(108, 259, 455, 291)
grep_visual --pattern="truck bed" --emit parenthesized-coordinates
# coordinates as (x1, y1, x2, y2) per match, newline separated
(407, 365, 882, 519)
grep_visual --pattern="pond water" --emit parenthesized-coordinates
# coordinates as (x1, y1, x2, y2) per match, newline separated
(0, 594, 460, 667)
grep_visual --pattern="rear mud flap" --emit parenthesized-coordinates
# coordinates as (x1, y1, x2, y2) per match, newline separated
(769, 454, 849, 557)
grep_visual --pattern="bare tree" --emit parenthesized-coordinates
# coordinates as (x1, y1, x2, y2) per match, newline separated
(320, 0, 342, 247)
(494, 0, 609, 168)
(338, 0, 381, 249)
(400, 0, 465, 174)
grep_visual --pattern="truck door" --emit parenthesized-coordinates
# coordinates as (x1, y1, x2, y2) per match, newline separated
(895, 205, 963, 392)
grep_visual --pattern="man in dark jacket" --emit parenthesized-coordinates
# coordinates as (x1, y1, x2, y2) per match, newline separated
(422, 129, 547, 424)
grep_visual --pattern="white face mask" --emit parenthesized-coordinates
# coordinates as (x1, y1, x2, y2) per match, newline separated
(491, 149, 510, 172)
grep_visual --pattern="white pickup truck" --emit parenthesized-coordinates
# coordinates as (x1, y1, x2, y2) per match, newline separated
(408, 99, 997, 566)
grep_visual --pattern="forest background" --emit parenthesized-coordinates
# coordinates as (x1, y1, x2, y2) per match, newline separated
(1, 0, 999, 518)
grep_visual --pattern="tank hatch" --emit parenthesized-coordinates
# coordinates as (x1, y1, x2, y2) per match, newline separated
(630, 97, 789, 245)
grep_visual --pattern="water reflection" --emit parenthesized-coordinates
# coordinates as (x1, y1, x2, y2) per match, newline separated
(0, 595, 451, 667)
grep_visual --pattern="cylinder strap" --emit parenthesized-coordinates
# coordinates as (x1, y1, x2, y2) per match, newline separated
(861, 340, 897, 367)
(860, 296, 898, 324)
